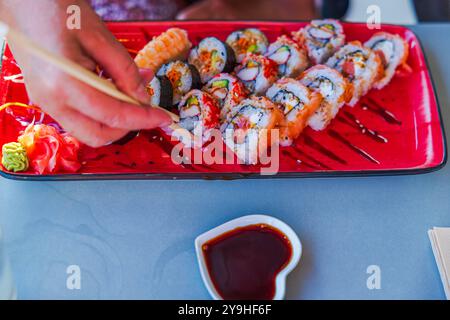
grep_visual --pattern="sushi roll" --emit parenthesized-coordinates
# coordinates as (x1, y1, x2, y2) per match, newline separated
(326, 41, 382, 106)
(266, 78, 322, 146)
(292, 19, 345, 64)
(135, 28, 192, 72)
(265, 35, 309, 78)
(188, 37, 236, 83)
(364, 32, 409, 89)
(203, 73, 248, 122)
(222, 96, 284, 165)
(299, 65, 352, 131)
(146, 76, 173, 109)
(226, 28, 269, 63)
(157, 60, 201, 105)
(234, 54, 278, 95)
(177, 89, 220, 148)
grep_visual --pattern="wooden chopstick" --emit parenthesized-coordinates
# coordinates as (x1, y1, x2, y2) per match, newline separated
(0, 21, 192, 140)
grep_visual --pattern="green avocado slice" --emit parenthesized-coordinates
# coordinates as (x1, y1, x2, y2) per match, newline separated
(187, 95, 199, 106)
(247, 44, 258, 53)
(212, 79, 229, 88)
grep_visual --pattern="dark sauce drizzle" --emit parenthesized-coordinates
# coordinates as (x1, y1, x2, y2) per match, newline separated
(113, 161, 137, 169)
(282, 150, 319, 170)
(148, 132, 212, 172)
(301, 134, 347, 165)
(148, 133, 196, 171)
(362, 98, 402, 125)
(84, 153, 107, 162)
(290, 147, 331, 170)
(328, 129, 380, 164)
(338, 110, 388, 143)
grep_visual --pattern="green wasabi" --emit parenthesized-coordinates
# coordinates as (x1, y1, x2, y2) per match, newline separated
(2, 142, 29, 172)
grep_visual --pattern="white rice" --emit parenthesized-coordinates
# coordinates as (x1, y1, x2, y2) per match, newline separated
(157, 61, 193, 105)
(295, 19, 345, 64)
(365, 32, 408, 89)
(226, 28, 269, 63)
(299, 65, 348, 130)
(266, 78, 309, 122)
(266, 35, 309, 78)
(188, 37, 228, 83)
(326, 42, 381, 106)
(235, 55, 276, 95)
(222, 97, 275, 164)
(203, 73, 246, 121)
(147, 77, 161, 106)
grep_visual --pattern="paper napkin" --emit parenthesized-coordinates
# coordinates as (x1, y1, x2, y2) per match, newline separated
(428, 227, 450, 299)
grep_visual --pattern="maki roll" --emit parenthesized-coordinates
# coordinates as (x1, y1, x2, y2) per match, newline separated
(188, 37, 236, 83)
(299, 65, 351, 131)
(146, 76, 173, 109)
(157, 60, 201, 105)
(292, 19, 345, 64)
(265, 35, 309, 78)
(222, 96, 284, 165)
(234, 54, 278, 95)
(364, 32, 409, 89)
(226, 28, 269, 63)
(177, 89, 220, 148)
(203, 73, 248, 122)
(326, 41, 382, 106)
(266, 78, 322, 146)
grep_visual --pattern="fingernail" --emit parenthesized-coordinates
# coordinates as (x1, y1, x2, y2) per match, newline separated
(139, 68, 154, 82)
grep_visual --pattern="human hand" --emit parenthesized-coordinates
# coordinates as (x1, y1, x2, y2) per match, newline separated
(0, 0, 172, 147)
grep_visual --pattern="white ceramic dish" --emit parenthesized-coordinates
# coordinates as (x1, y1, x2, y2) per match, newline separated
(195, 214, 302, 300)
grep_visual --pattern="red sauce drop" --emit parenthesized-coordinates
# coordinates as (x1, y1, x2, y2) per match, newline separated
(202, 224, 292, 300)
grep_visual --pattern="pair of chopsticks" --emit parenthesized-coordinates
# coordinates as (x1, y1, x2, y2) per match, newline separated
(0, 21, 190, 141)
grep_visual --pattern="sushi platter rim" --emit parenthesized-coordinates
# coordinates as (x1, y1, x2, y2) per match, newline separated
(194, 214, 302, 300)
(0, 21, 447, 181)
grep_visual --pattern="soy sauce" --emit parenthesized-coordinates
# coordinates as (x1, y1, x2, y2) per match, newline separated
(202, 224, 292, 300)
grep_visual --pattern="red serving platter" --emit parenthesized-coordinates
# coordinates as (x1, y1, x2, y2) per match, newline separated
(0, 21, 446, 180)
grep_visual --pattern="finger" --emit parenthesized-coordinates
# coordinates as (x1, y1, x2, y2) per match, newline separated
(51, 107, 130, 148)
(66, 79, 172, 130)
(78, 21, 150, 104)
(139, 68, 155, 84)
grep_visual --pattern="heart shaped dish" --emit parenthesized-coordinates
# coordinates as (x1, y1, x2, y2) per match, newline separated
(195, 214, 301, 300)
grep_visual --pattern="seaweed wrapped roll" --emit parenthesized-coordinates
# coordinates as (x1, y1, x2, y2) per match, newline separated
(226, 28, 269, 63)
(188, 37, 236, 83)
(146, 76, 173, 110)
(157, 61, 201, 105)
(177, 89, 220, 148)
